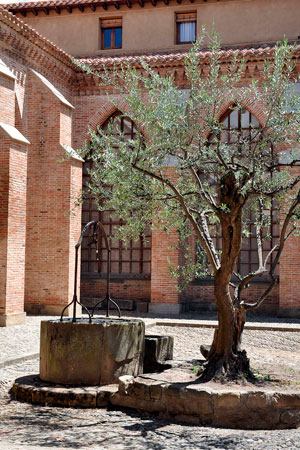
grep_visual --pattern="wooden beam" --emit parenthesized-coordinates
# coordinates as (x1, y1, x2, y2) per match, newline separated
(90, 4, 97, 11)
(126, 0, 132, 8)
(20, 10, 27, 17)
(164, 0, 169, 4)
(31, 8, 38, 16)
(150, 0, 157, 6)
(138, 0, 144, 6)
(114, 2, 120, 9)
(176, 0, 182, 3)
(54, 6, 61, 14)
(102, 4, 108, 9)
(43, 7, 49, 15)
(66, 6, 73, 13)
(78, 5, 85, 12)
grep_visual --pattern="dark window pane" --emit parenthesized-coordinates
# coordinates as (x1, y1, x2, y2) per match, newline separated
(104, 28, 112, 48)
(114, 27, 122, 48)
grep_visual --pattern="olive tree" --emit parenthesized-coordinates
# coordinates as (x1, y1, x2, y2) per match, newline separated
(78, 33, 300, 380)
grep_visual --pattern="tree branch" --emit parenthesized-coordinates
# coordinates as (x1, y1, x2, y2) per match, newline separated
(131, 162, 219, 274)
(241, 189, 300, 310)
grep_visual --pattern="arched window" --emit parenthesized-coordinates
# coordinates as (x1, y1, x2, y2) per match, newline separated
(208, 108, 279, 277)
(81, 112, 151, 278)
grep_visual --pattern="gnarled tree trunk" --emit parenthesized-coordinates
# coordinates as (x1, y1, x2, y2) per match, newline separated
(198, 172, 251, 381)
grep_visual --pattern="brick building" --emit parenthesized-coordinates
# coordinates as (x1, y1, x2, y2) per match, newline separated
(1, 0, 300, 325)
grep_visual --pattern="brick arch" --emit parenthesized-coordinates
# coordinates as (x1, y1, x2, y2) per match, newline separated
(76, 97, 133, 148)
(217, 98, 266, 126)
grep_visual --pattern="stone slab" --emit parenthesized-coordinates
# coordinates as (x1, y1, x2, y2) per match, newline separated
(148, 303, 183, 315)
(144, 335, 174, 372)
(0, 312, 26, 327)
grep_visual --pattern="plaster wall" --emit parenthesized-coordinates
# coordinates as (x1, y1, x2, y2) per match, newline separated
(17, 0, 300, 57)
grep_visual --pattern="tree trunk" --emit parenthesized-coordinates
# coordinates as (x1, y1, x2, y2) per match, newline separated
(199, 275, 250, 381)
(198, 172, 251, 381)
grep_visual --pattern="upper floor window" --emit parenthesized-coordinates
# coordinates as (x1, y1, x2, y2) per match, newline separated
(176, 12, 196, 44)
(101, 18, 122, 49)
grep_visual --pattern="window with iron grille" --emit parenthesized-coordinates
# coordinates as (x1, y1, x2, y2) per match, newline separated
(81, 112, 151, 278)
(201, 108, 279, 278)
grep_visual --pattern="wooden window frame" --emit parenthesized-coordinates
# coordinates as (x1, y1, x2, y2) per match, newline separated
(100, 18, 122, 50)
(176, 11, 197, 45)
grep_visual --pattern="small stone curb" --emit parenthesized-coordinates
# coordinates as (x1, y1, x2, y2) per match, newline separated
(0, 353, 39, 369)
(154, 320, 300, 332)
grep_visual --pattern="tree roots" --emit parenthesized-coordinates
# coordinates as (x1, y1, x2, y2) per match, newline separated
(198, 348, 252, 382)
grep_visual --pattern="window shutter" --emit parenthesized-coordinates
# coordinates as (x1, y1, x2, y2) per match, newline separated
(101, 18, 122, 29)
(176, 12, 196, 23)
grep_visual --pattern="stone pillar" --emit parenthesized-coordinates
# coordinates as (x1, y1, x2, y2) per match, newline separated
(24, 70, 82, 316)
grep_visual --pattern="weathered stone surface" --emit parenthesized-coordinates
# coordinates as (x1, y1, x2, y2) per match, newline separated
(242, 391, 268, 410)
(272, 393, 300, 408)
(12, 367, 300, 429)
(144, 335, 173, 373)
(40, 318, 145, 385)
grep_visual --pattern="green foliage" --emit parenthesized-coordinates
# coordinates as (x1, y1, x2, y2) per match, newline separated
(77, 30, 300, 288)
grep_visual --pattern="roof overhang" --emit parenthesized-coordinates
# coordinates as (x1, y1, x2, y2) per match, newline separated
(4, 0, 205, 16)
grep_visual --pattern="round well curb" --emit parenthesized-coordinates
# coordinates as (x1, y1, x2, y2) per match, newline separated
(13, 374, 300, 430)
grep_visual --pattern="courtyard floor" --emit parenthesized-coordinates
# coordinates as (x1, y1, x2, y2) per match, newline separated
(0, 314, 300, 449)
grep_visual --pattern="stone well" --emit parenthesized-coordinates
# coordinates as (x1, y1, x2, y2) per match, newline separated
(40, 318, 145, 386)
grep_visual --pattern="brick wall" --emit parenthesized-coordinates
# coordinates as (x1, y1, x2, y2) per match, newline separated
(24, 71, 82, 315)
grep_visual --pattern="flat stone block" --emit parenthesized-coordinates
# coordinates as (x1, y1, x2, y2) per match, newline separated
(40, 318, 145, 385)
(149, 382, 163, 400)
(0, 312, 26, 327)
(214, 392, 241, 410)
(144, 335, 173, 373)
(25, 304, 79, 317)
(148, 303, 183, 315)
(243, 391, 268, 410)
(272, 393, 300, 408)
(136, 301, 149, 313)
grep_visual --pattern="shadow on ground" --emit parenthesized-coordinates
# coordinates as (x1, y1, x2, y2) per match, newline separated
(0, 394, 249, 449)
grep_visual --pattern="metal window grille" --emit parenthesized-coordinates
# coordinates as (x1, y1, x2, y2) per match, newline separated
(81, 112, 151, 278)
(205, 109, 279, 277)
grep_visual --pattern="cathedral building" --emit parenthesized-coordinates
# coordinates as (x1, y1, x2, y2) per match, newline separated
(1, 0, 300, 325)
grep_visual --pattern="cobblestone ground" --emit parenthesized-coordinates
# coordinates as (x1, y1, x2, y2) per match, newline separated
(0, 319, 300, 449)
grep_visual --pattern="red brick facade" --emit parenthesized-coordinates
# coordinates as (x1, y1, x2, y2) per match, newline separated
(1, 4, 300, 325)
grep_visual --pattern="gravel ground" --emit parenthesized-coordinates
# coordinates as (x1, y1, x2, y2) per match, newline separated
(0, 316, 300, 449)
